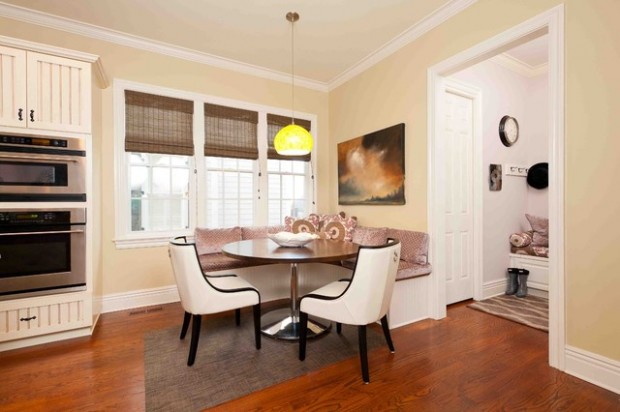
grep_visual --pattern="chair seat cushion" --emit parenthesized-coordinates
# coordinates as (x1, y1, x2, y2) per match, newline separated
(300, 280, 357, 324)
(207, 275, 259, 293)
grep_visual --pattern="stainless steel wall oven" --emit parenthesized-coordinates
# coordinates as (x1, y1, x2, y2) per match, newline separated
(0, 208, 86, 300)
(0, 135, 86, 202)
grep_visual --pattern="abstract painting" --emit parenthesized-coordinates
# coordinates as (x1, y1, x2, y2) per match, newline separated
(338, 123, 405, 205)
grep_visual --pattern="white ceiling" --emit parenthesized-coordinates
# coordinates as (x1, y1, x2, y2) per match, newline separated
(0, 0, 547, 87)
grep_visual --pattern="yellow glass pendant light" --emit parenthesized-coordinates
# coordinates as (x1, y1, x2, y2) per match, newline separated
(274, 11, 314, 156)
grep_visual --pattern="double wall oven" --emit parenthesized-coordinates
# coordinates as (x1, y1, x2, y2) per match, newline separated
(0, 135, 86, 202)
(0, 135, 87, 301)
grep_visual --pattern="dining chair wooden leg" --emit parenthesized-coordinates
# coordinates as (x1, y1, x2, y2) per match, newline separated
(180, 311, 191, 340)
(299, 311, 308, 361)
(235, 308, 241, 326)
(358, 325, 370, 384)
(336, 322, 342, 334)
(187, 314, 202, 366)
(253, 304, 261, 350)
(380, 315, 395, 352)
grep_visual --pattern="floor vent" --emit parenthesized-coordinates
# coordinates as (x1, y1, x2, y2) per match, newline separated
(129, 306, 163, 316)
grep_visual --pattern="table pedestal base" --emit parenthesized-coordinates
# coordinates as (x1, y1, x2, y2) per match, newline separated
(261, 308, 331, 341)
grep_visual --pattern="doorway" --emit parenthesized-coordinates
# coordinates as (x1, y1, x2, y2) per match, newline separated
(427, 6, 565, 369)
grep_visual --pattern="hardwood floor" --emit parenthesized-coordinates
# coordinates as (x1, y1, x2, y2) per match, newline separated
(1, 300, 618, 411)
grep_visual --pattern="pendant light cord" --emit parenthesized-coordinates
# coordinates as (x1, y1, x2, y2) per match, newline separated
(290, 16, 296, 125)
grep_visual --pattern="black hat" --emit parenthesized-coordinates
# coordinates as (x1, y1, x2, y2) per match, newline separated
(527, 162, 548, 189)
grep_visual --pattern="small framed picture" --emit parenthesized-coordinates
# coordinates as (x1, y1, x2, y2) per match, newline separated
(490, 164, 502, 191)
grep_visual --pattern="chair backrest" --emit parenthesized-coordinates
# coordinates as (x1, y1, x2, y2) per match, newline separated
(345, 239, 401, 324)
(168, 236, 246, 315)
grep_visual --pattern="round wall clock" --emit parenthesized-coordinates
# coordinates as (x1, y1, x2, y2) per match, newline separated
(499, 115, 519, 147)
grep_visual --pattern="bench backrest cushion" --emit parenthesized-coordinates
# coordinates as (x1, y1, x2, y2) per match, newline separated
(242, 225, 285, 240)
(352, 226, 388, 246)
(194, 226, 242, 255)
(387, 228, 429, 264)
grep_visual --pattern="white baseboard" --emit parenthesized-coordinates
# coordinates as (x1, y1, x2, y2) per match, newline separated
(565, 345, 620, 395)
(99, 285, 180, 314)
(482, 279, 505, 299)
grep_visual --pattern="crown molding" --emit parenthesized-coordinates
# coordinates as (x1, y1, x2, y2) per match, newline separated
(327, 0, 478, 90)
(490, 53, 548, 77)
(0, 2, 329, 92)
(0, 0, 477, 93)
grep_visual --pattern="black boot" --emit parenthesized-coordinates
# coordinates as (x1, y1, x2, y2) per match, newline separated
(505, 268, 519, 295)
(516, 269, 530, 298)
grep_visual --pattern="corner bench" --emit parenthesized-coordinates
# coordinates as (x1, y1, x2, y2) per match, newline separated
(194, 225, 433, 329)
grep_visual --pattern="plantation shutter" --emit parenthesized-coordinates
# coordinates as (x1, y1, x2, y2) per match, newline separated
(204, 103, 259, 160)
(266, 114, 312, 162)
(124, 90, 194, 156)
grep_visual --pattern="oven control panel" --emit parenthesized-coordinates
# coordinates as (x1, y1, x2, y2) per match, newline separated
(0, 211, 65, 225)
(0, 209, 85, 229)
(0, 135, 68, 148)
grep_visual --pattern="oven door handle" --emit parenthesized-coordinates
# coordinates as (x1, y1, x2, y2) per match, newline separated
(0, 154, 79, 163)
(0, 229, 85, 236)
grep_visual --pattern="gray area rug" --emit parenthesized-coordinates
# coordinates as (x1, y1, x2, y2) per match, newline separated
(144, 312, 385, 411)
(468, 294, 549, 332)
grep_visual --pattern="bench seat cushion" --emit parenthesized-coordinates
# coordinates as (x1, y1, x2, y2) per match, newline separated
(395, 260, 432, 280)
(341, 258, 431, 281)
(198, 252, 267, 273)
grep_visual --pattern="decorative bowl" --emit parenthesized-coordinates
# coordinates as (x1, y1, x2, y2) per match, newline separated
(268, 232, 319, 248)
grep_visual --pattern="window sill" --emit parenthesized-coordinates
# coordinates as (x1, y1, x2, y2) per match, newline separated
(114, 231, 192, 249)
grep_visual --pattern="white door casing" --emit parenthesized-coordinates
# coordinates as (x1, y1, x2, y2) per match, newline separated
(427, 5, 565, 369)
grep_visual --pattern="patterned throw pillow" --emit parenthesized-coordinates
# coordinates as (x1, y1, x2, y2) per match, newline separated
(526, 214, 549, 247)
(284, 214, 320, 233)
(509, 230, 533, 248)
(319, 213, 357, 241)
(194, 227, 242, 255)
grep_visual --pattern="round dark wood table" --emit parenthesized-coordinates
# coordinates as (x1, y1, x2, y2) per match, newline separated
(222, 238, 359, 340)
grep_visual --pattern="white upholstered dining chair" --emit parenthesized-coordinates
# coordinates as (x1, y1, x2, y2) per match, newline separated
(168, 236, 261, 366)
(298, 239, 401, 383)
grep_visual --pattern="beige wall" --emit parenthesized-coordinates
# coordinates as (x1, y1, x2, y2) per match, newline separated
(2, 0, 619, 362)
(329, 0, 620, 361)
(0, 16, 330, 296)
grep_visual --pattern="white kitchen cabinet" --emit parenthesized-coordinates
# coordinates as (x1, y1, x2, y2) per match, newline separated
(0, 45, 91, 134)
(0, 292, 93, 346)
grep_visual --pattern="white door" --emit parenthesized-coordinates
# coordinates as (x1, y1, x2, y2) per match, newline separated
(443, 86, 475, 304)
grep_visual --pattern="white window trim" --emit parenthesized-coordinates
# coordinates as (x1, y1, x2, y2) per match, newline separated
(113, 79, 317, 249)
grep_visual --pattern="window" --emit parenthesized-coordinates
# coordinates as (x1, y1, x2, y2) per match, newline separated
(266, 114, 313, 224)
(115, 81, 316, 247)
(205, 157, 254, 228)
(267, 159, 310, 225)
(123, 90, 194, 235)
(130, 153, 190, 231)
(204, 103, 259, 227)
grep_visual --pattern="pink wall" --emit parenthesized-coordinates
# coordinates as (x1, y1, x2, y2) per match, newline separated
(452, 58, 549, 285)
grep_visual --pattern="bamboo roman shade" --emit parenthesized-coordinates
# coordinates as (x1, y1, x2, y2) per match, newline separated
(125, 90, 194, 156)
(267, 114, 312, 161)
(204, 103, 259, 160)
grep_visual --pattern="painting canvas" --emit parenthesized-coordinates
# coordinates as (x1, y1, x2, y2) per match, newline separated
(338, 123, 405, 205)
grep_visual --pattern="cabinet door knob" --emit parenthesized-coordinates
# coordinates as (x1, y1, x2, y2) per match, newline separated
(18, 108, 23, 121)
(29, 110, 35, 122)
(19, 316, 37, 322)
